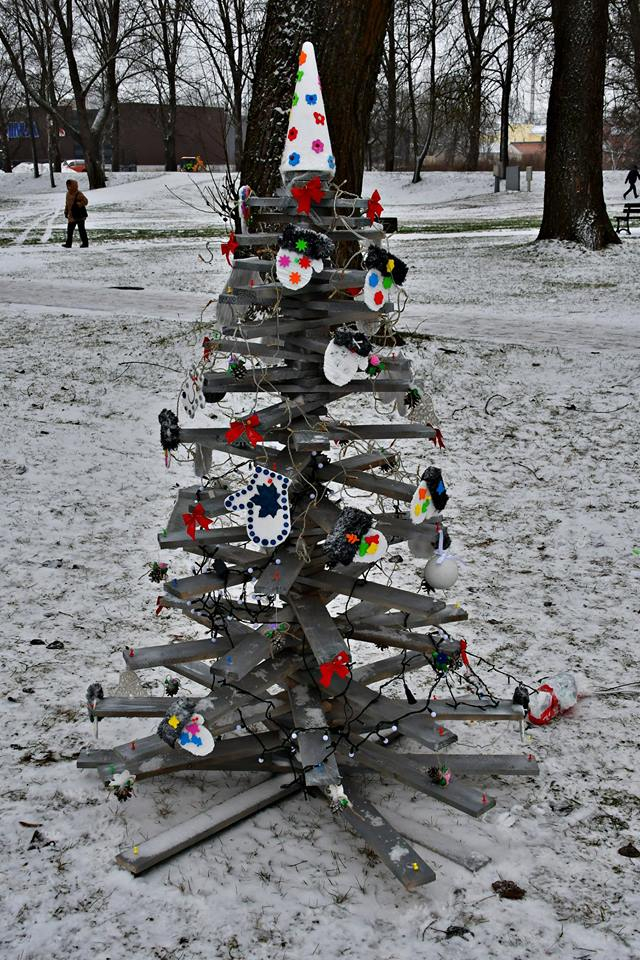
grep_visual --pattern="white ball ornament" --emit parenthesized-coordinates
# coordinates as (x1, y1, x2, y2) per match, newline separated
(423, 555, 459, 590)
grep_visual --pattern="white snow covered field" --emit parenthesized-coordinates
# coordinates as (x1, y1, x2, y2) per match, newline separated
(0, 169, 639, 960)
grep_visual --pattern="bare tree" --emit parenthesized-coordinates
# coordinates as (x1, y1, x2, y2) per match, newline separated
(139, 0, 193, 172)
(460, 0, 498, 170)
(538, 0, 619, 248)
(188, 0, 262, 170)
(0, 45, 19, 171)
(381, 1, 397, 171)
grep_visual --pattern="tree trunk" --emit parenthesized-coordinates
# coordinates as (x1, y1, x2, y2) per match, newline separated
(82, 127, 107, 188)
(499, 4, 517, 172)
(538, 0, 620, 248)
(412, 2, 438, 184)
(628, 0, 640, 99)
(384, 5, 396, 171)
(0, 116, 11, 172)
(241, 0, 392, 196)
(111, 98, 121, 172)
(465, 62, 482, 170)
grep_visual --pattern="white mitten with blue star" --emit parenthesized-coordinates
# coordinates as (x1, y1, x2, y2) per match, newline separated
(224, 466, 291, 547)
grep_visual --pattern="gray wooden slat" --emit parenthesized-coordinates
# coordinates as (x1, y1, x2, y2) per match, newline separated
(342, 472, 415, 501)
(164, 568, 247, 600)
(288, 591, 349, 666)
(115, 774, 301, 875)
(209, 630, 271, 681)
(292, 424, 436, 448)
(295, 571, 445, 618)
(77, 748, 117, 769)
(350, 627, 460, 658)
(253, 550, 305, 597)
(171, 661, 216, 685)
(93, 696, 173, 718)
(116, 733, 285, 780)
(288, 684, 339, 787)
(342, 740, 495, 817)
(377, 808, 491, 872)
(351, 650, 435, 684)
(233, 228, 384, 245)
(337, 781, 436, 889)
(122, 637, 220, 670)
(399, 753, 540, 777)
(159, 526, 248, 549)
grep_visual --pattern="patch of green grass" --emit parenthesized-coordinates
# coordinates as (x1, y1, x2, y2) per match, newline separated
(397, 216, 541, 234)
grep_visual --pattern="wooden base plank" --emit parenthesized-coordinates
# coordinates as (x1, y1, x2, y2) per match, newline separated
(288, 684, 339, 787)
(288, 591, 349, 665)
(122, 637, 221, 670)
(337, 781, 436, 890)
(398, 753, 540, 777)
(115, 774, 301, 875)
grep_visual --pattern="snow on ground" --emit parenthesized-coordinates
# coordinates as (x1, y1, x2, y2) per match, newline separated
(1, 171, 639, 960)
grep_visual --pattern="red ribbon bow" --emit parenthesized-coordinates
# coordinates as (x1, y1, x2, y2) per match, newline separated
(291, 175, 324, 215)
(225, 414, 263, 448)
(182, 502, 213, 540)
(319, 651, 351, 687)
(202, 336, 212, 361)
(429, 426, 445, 449)
(366, 189, 384, 224)
(221, 231, 238, 265)
(459, 638, 470, 667)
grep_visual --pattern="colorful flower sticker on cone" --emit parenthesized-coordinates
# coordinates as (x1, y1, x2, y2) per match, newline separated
(280, 42, 335, 182)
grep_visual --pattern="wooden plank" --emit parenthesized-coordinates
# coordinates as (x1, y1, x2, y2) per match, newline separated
(352, 651, 435, 684)
(319, 450, 398, 481)
(209, 630, 271, 681)
(295, 571, 445, 618)
(114, 733, 286, 780)
(342, 740, 495, 817)
(233, 228, 384, 245)
(122, 637, 221, 670)
(349, 627, 460, 658)
(337, 780, 436, 889)
(292, 424, 436, 449)
(399, 753, 540, 777)
(93, 697, 174, 718)
(77, 748, 117, 769)
(253, 549, 305, 597)
(288, 684, 339, 787)
(164, 568, 248, 601)
(378, 808, 491, 872)
(342, 472, 415, 502)
(159, 526, 248, 550)
(288, 591, 349, 666)
(115, 774, 301, 875)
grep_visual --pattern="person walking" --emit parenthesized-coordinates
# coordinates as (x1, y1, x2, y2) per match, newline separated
(623, 164, 640, 199)
(62, 178, 89, 247)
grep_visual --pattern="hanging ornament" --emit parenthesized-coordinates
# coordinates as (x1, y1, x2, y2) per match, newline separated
(365, 354, 385, 378)
(107, 769, 136, 802)
(182, 502, 214, 540)
(225, 413, 263, 447)
(179, 367, 206, 418)
(366, 189, 384, 224)
(163, 676, 181, 696)
(327, 783, 352, 811)
(148, 561, 168, 583)
(423, 529, 459, 589)
(324, 506, 387, 567)
(86, 682, 104, 727)
(323, 327, 372, 386)
(227, 354, 246, 380)
(410, 466, 449, 525)
(428, 765, 452, 787)
(276, 224, 334, 290)
(362, 245, 408, 311)
(238, 185, 253, 232)
(224, 465, 291, 547)
(318, 650, 351, 687)
(404, 387, 422, 411)
(158, 408, 180, 465)
(177, 713, 215, 756)
(291, 175, 325, 214)
(220, 231, 238, 265)
(158, 698, 214, 756)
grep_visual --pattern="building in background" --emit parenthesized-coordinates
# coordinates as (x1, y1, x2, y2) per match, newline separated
(6, 102, 229, 170)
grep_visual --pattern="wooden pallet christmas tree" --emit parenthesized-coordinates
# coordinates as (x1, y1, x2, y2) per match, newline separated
(79, 43, 538, 890)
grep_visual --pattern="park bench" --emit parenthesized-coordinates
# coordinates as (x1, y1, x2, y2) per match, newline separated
(615, 202, 640, 235)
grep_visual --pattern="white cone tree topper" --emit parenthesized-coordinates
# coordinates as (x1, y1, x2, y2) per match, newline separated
(280, 41, 335, 182)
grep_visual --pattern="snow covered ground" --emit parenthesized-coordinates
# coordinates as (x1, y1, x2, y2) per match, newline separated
(1, 170, 639, 960)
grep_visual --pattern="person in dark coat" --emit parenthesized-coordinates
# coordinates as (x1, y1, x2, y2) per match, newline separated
(62, 179, 89, 247)
(623, 164, 639, 199)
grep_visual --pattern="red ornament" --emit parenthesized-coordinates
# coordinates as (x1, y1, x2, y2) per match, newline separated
(459, 638, 470, 667)
(221, 231, 238, 265)
(291, 175, 324, 214)
(225, 413, 263, 448)
(319, 650, 351, 687)
(202, 336, 212, 361)
(313, 111, 325, 125)
(182, 502, 214, 540)
(345, 287, 363, 297)
(288, 127, 298, 141)
(366, 189, 384, 224)
(429, 426, 445, 449)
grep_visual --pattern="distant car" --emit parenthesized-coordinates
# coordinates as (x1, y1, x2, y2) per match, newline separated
(62, 159, 86, 173)
(179, 155, 206, 172)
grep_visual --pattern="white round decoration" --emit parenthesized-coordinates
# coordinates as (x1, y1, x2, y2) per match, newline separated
(423, 555, 459, 589)
(180, 367, 206, 418)
(363, 268, 392, 311)
(276, 247, 315, 290)
(323, 340, 363, 386)
(410, 480, 436, 525)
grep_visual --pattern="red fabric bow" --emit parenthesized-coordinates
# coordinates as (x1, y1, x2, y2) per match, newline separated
(366, 189, 384, 224)
(319, 650, 351, 687)
(225, 414, 263, 447)
(221, 231, 238, 265)
(182, 502, 213, 540)
(459, 638, 470, 667)
(291, 176, 324, 215)
(429, 426, 445, 449)
(202, 336, 212, 361)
